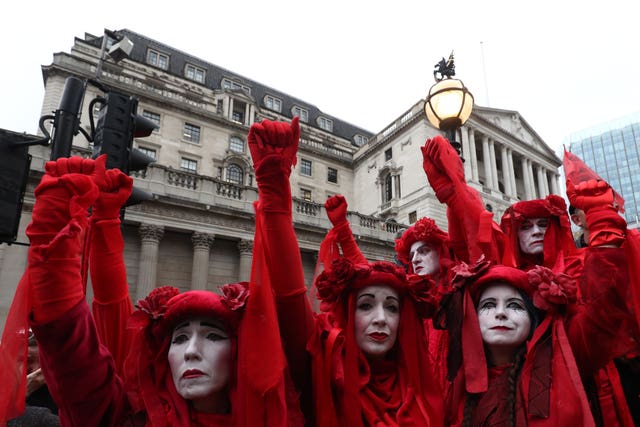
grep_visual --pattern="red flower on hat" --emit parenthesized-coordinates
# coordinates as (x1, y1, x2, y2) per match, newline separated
(315, 257, 358, 305)
(220, 282, 249, 311)
(135, 286, 180, 320)
(406, 274, 439, 318)
(527, 266, 577, 311)
(450, 256, 491, 291)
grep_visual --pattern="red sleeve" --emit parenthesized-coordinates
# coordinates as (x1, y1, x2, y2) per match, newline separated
(32, 301, 130, 426)
(89, 219, 134, 374)
(565, 247, 639, 377)
(332, 222, 367, 265)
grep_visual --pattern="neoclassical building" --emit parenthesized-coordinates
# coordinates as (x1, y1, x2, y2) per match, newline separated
(0, 29, 560, 326)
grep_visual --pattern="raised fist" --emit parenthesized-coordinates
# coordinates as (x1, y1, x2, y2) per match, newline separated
(248, 117, 300, 169)
(566, 179, 615, 212)
(421, 135, 465, 204)
(325, 194, 348, 226)
(92, 168, 134, 221)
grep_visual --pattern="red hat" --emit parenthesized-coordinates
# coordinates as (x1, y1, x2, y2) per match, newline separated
(395, 217, 450, 269)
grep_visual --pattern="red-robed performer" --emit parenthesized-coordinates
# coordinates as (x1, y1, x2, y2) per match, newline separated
(423, 135, 639, 426)
(0, 155, 302, 426)
(248, 117, 444, 426)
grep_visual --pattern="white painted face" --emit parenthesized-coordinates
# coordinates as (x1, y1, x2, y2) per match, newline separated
(168, 317, 232, 411)
(477, 284, 532, 363)
(409, 241, 440, 276)
(517, 217, 549, 255)
(354, 285, 400, 359)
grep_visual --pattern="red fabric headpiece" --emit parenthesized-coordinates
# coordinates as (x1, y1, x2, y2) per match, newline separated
(500, 195, 576, 271)
(394, 217, 450, 270)
(123, 284, 249, 426)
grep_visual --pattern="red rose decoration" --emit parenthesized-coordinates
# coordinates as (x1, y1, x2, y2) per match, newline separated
(135, 286, 180, 320)
(450, 256, 491, 291)
(527, 266, 577, 311)
(407, 274, 439, 318)
(220, 282, 249, 311)
(315, 258, 357, 306)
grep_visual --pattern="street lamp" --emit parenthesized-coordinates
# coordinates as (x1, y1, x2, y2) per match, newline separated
(424, 52, 474, 158)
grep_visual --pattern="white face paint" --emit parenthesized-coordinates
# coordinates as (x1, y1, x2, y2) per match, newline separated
(517, 217, 549, 255)
(477, 284, 532, 364)
(168, 317, 231, 411)
(354, 285, 400, 359)
(409, 241, 439, 276)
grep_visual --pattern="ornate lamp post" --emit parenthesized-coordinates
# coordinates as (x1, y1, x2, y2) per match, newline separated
(424, 52, 474, 158)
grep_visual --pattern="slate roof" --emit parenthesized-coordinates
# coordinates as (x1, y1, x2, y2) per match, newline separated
(85, 29, 375, 146)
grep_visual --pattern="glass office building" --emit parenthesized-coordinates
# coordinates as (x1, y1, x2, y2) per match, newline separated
(567, 112, 640, 229)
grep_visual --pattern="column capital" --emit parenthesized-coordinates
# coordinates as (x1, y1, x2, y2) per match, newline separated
(139, 224, 164, 243)
(237, 239, 253, 254)
(192, 232, 215, 249)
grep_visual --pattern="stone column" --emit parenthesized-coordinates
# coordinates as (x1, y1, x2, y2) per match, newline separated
(191, 232, 215, 290)
(482, 135, 493, 188)
(137, 224, 164, 300)
(508, 150, 517, 198)
(237, 239, 253, 282)
(489, 140, 499, 191)
(501, 146, 512, 196)
(527, 160, 537, 199)
(550, 173, 560, 194)
(461, 127, 472, 180)
(469, 130, 479, 182)
(521, 158, 531, 200)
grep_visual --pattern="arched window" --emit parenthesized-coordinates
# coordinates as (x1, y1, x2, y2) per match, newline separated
(226, 163, 243, 185)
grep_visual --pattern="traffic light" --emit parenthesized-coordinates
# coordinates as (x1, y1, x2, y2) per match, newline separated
(0, 130, 37, 244)
(92, 90, 157, 206)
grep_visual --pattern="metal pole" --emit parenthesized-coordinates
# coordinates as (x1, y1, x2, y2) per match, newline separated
(95, 29, 109, 80)
(50, 77, 86, 160)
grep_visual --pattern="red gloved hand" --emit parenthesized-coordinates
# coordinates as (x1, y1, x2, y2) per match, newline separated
(325, 195, 348, 226)
(27, 156, 104, 247)
(91, 168, 133, 221)
(248, 117, 300, 170)
(566, 179, 615, 212)
(421, 135, 465, 204)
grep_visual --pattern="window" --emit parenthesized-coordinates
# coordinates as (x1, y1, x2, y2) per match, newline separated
(185, 64, 206, 83)
(300, 188, 312, 202)
(385, 148, 393, 161)
(231, 100, 246, 124)
(300, 159, 312, 176)
(229, 136, 244, 153)
(222, 78, 251, 96)
(408, 211, 417, 224)
(265, 95, 282, 112)
(292, 106, 309, 123)
(142, 110, 161, 131)
(183, 123, 201, 143)
(180, 157, 197, 173)
(327, 167, 338, 184)
(354, 134, 368, 147)
(138, 146, 157, 160)
(318, 117, 333, 132)
(146, 49, 169, 70)
(225, 164, 243, 185)
(384, 174, 393, 203)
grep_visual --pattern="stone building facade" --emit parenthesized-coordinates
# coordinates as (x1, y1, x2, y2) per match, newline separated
(0, 29, 560, 327)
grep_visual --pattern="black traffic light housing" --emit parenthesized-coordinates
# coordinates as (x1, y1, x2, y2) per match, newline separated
(92, 89, 157, 206)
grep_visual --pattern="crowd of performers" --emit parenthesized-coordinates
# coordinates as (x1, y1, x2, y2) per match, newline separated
(1, 117, 639, 426)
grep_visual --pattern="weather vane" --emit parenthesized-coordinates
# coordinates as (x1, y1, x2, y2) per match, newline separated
(433, 51, 455, 82)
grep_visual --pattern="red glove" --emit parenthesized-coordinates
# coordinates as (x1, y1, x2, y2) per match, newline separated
(421, 136, 466, 204)
(567, 179, 626, 247)
(91, 168, 133, 221)
(26, 156, 104, 324)
(325, 195, 348, 226)
(248, 117, 300, 170)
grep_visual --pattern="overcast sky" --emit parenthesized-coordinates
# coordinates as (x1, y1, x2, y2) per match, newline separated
(2, 1, 638, 155)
